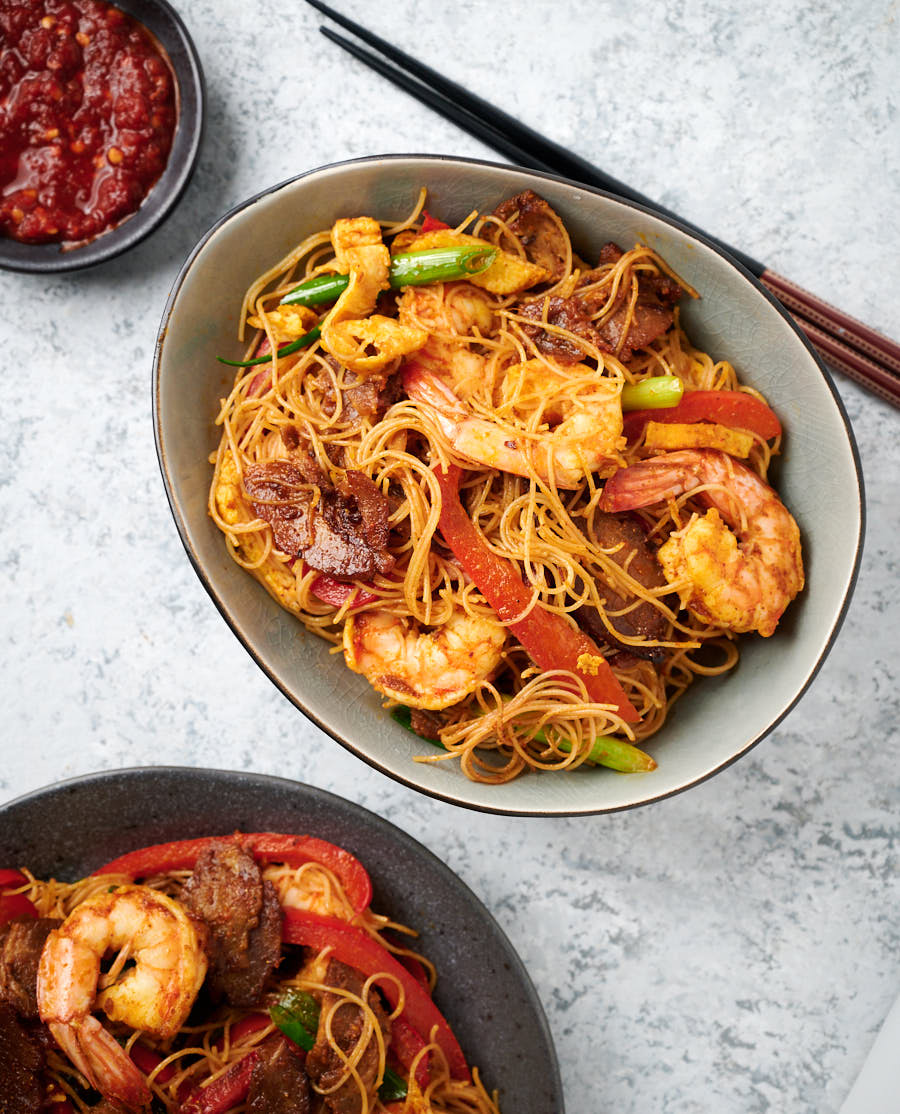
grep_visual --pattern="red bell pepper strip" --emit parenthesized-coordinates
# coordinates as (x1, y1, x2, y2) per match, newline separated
(623, 390, 782, 442)
(0, 868, 28, 889)
(420, 210, 451, 233)
(0, 871, 37, 924)
(395, 952, 431, 996)
(434, 465, 640, 723)
(178, 1052, 257, 1114)
(282, 908, 470, 1082)
(0, 892, 37, 924)
(94, 833, 372, 914)
(381, 929, 432, 996)
(391, 1014, 430, 1089)
(309, 572, 379, 611)
(130, 1043, 180, 1086)
(246, 337, 272, 396)
(221, 1013, 271, 1050)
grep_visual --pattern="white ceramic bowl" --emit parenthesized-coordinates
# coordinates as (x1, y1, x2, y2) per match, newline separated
(153, 155, 863, 815)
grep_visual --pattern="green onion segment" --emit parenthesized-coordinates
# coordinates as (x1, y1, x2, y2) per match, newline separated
(621, 375, 683, 411)
(280, 246, 496, 308)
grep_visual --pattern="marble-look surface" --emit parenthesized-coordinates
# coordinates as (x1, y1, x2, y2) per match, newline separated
(1, 1, 898, 1110)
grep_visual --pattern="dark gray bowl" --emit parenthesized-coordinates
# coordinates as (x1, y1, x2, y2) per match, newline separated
(154, 154, 863, 815)
(0, 766, 562, 1112)
(0, 0, 204, 274)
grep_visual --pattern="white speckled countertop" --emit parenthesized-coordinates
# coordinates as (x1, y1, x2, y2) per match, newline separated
(2, 2, 899, 1110)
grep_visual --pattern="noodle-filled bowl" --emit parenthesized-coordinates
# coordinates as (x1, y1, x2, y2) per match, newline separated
(154, 155, 862, 815)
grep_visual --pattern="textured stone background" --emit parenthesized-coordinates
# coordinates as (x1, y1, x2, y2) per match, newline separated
(1, 2, 898, 1110)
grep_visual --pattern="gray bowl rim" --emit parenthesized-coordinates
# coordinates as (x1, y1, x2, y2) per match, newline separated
(153, 152, 865, 817)
(0, 764, 564, 1111)
(0, 0, 205, 275)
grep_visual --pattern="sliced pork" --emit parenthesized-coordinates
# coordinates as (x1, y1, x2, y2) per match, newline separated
(578, 241, 684, 361)
(576, 511, 669, 661)
(0, 1001, 43, 1113)
(305, 959, 391, 1114)
(243, 461, 395, 581)
(0, 917, 58, 1020)
(181, 842, 282, 1008)
(517, 295, 604, 364)
(492, 189, 568, 279)
(247, 1035, 311, 1114)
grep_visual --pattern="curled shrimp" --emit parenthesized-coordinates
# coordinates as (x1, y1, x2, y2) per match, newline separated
(37, 884, 208, 1109)
(600, 449, 803, 637)
(397, 281, 496, 398)
(404, 359, 624, 488)
(343, 606, 507, 709)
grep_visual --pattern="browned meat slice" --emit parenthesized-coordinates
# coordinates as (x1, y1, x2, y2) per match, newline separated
(0, 1002, 44, 1113)
(517, 295, 604, 365)
(319, 362, 404, 424)
(408, 707, 446, 740)
(594, 299, 677, 362)
(181, 842, 282, 1008)
(279, 430, 331, 484)
(492, 190, 568, 279)
(247, 1035, 311, 1114)
(577, 241, 684, 361)
(305, 959, 391, 1114)
(576, 511, 669, 661)
(0, 918, 58, 1020)
(243, 461, 395, 581)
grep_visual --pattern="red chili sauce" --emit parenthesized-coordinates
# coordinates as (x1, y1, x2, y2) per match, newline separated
(0, 1, 177, 245)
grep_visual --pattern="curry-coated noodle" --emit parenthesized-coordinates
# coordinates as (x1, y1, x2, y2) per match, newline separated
(2, 833, 500, 1112)
(208, 189, 803, 784)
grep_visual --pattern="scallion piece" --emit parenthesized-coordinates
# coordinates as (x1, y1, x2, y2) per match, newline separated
(270, 988, 320, 1051)
(393, 700, 654, 772)
(280, 246, 496, 308)
(378, 1066, 409, 1103)
(391, 706, 416, 734)
(621, 376, 683, 411)
(217, 326, 321, 368)
(557, 734, 656, 772)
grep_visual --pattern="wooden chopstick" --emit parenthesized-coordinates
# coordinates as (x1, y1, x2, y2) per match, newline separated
(310, 0, 900, 409)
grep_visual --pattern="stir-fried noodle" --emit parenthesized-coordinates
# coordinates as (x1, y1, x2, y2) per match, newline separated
(209, 189, 802, 783)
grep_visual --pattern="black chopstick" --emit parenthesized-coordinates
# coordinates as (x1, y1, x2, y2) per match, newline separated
(309, 0, 900, 407)
(312, 6, 766, 276)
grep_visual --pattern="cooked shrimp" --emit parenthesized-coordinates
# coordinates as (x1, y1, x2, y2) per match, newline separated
(599, 449, 803, 636)
(404, 360, 624, 488)
(37, 885, 208, 1110)
(343, 606, 507, 709)
(397, 281, 496, 398)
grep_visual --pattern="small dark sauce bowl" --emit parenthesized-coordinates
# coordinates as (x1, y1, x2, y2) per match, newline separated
(0, 0, 204, 274)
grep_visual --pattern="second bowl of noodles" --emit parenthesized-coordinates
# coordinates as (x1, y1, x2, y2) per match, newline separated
(153, 155, 863, 815)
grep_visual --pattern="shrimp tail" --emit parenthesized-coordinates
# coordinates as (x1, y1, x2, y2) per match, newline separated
(599, 452, 701, 511)
(403, 362, 467, 418)
(51, 1016, 152, 1108)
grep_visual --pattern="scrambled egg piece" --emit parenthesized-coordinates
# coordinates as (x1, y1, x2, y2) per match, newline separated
(330, 216, 391, 318)
(402, 228, 550, 294)
(247, 303, 317, 343)
(213, 450, 298, 614)
(643, 421, 755, 458)
(324, 314, 426, 377)
(321, 216, 426, 375)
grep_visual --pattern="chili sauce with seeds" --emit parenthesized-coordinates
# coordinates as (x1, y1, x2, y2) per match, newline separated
(0, 0, 177, 246)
